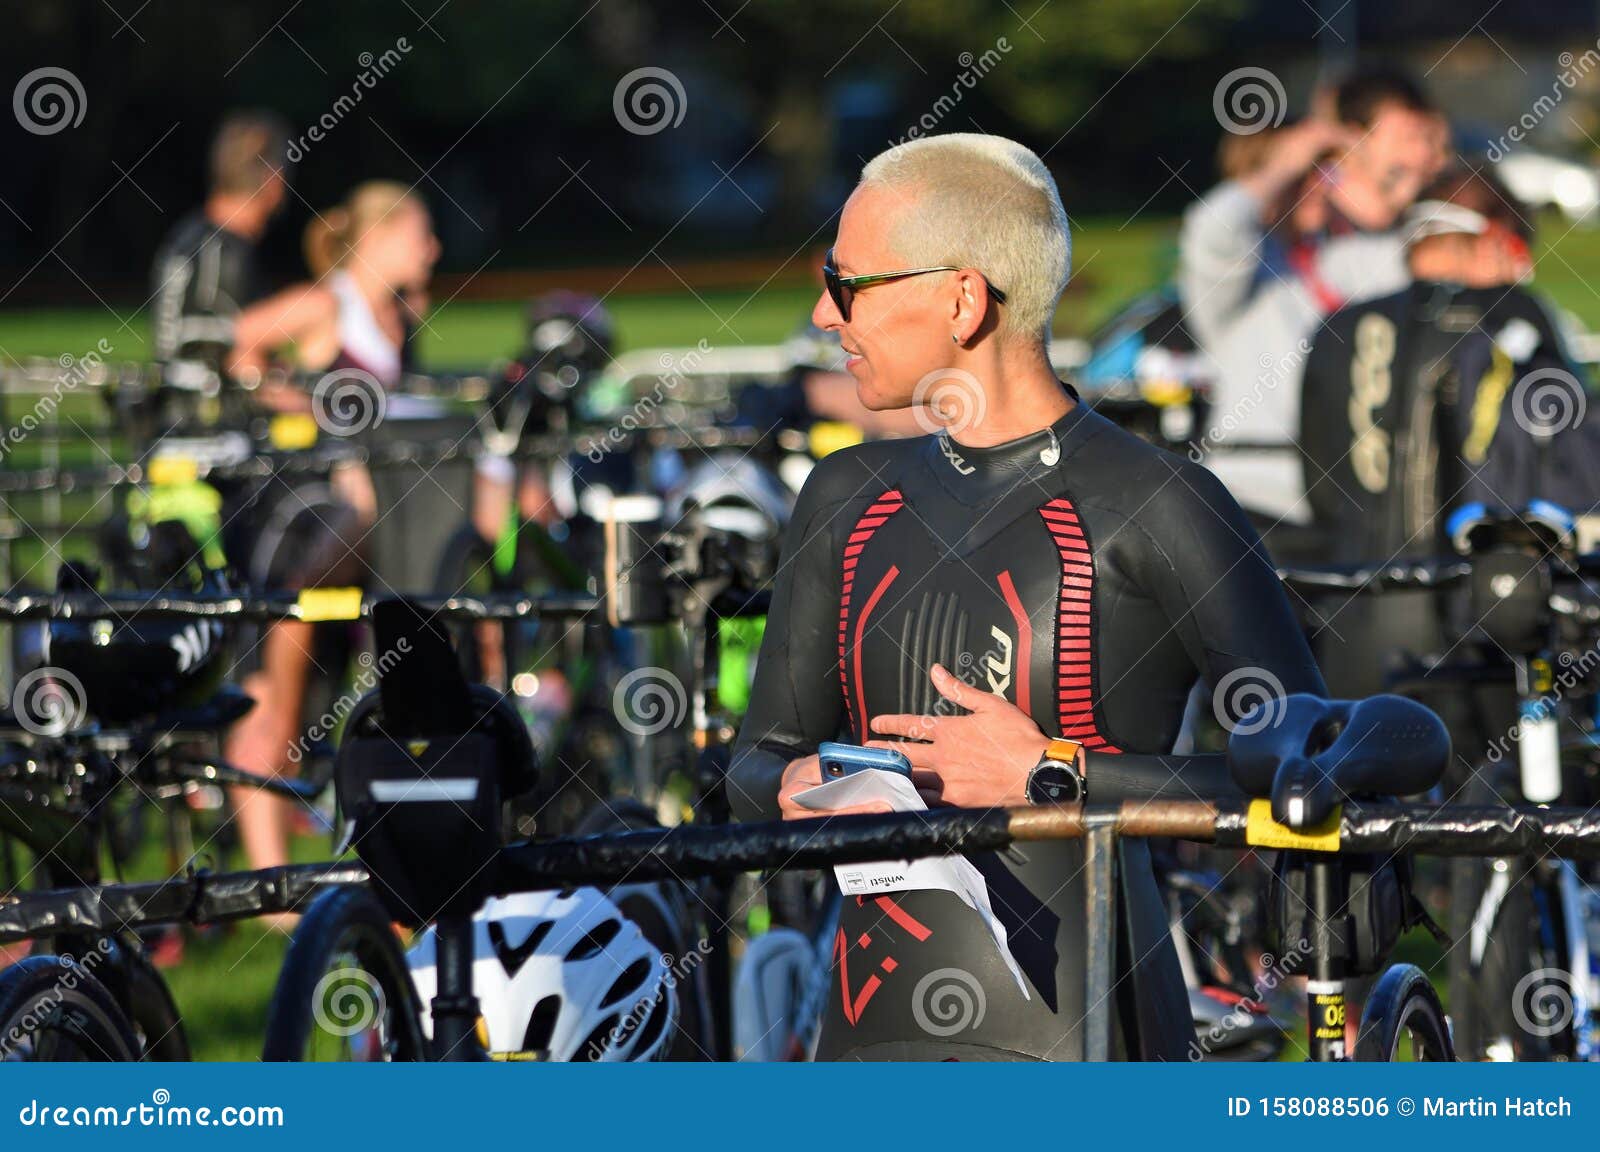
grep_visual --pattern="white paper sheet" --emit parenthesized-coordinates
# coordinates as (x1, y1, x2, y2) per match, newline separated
(794, 769, 1030, 998)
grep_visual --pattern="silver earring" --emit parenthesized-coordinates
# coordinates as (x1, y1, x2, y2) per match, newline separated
(951, 333, 960, 344)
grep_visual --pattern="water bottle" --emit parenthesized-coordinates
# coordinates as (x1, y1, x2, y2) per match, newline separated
(1518, 697, 1562, 804)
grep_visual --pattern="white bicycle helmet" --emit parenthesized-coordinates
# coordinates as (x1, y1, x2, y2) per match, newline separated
(407, 887, 677, 1061)
(666, 456, 793, 540)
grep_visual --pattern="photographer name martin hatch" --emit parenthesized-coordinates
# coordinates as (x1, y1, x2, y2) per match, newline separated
(1424, 1097, 1572, 1118)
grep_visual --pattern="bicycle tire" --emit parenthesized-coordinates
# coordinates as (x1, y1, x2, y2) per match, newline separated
(1446, 766, 1562, 1061)
(432, 524, 500, 682)
(261, 885, 426, 1062)
(574, 798, 713, 1059)
(1355, 963, 1456, 1061)
(0, 955, 141, 1061)
(121, 943, 190, 1061)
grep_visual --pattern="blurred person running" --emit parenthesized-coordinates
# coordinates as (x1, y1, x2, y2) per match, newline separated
(224, 182, 439, 877)
(1180, 64, 1440, 554)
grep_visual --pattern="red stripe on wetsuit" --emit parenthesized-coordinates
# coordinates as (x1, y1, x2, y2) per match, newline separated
(1039, 498, 1120, 753)
(838, 489, 904, 740)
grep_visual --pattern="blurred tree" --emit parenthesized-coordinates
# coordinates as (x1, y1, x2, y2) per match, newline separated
(660, 0, 1237, 228)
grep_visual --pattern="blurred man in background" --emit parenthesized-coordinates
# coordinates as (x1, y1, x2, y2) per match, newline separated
(1179, 66, 1441, 555)
(1300, 164, 1600, 713)
(150, 111, 292, 379)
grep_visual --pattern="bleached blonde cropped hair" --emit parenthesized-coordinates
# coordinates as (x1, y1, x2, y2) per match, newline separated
(859, 134, 1070, 340)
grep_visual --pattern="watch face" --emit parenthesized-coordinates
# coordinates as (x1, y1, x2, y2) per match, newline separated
(1029, 762, 1081, 804)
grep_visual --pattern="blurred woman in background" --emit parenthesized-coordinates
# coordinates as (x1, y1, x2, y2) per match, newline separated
(224, 183, 438, 883)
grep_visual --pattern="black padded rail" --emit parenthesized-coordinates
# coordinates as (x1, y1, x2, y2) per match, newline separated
(0, 862, 368, 945)
(493, 807, 1018, 889)
(0, 589, 601, 623)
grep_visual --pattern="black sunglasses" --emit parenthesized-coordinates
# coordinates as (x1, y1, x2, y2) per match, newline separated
(822, 247, 1007, 322)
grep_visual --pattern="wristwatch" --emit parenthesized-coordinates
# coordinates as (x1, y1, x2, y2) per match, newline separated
(1026, 738, 1085, 805)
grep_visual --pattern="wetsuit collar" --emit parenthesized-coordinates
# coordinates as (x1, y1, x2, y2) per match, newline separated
(925, 398, 1097, 504)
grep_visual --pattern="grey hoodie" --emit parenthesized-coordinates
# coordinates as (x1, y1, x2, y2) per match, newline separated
(1178, 180, 1408, 523)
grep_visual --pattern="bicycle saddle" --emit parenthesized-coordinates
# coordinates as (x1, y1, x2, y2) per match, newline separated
(341, 599, 538, 799)
(1227, 694, 1449, 829)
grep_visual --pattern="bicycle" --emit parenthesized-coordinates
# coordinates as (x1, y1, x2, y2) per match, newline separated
(263, 501, 784, 1061)
(1281, 506, 1600, 1060)
(0, 686, 317, 1061)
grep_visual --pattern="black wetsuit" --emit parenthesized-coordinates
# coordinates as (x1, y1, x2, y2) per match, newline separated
(1299, 282, 1600, 700)
(150, 209, 262, 368)
(729, 398, 1324, 1061)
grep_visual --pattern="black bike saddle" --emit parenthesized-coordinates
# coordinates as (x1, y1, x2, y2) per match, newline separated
(1227, 694, 1449, 829)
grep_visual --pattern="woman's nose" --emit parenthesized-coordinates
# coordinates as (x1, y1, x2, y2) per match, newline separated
(812, 289, 841, 330)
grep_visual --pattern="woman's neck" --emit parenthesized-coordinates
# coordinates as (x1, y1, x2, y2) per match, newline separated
(945, 341, 1073, 448)
(343, 260, 397, 306)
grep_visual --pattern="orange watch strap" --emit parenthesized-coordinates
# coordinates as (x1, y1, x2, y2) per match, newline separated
(1044, 738, 1083, 766)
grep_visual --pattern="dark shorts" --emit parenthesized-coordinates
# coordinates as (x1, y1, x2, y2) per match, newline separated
(219, 476, 367, 678)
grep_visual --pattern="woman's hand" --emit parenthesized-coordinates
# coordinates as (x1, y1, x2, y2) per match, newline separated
(868, 663, 1047, 809)
(776, 754, 894, 820)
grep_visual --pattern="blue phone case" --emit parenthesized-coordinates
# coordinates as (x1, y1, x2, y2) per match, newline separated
(818, 741, 912, 779)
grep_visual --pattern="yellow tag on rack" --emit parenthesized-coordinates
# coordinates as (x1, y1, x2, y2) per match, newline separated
(147, 456, 199, 486)
(1139, 380, 1193, 408)
(1244, 798, 1341, 852)
(809, 421, 864, 458)
(296, 587, 363, 622)
(269, 413, 319, 450)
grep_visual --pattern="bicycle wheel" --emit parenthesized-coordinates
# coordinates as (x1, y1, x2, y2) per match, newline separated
(120, 942, 191, 1061)
(262, 885, 427, 1062)
(574, 798, 712, 1059)
(432, 524, 501, 682)
(1356, 963, 1456, 1061)
(1446, 763, 1561, 1060)
(0, 956, 140, 1061)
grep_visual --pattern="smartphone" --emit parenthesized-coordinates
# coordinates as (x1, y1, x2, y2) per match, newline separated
(818, 741, 912, 780)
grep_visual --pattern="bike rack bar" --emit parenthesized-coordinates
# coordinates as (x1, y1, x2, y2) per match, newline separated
(0, 589, 602, 623)
(0, 861, 367, 945)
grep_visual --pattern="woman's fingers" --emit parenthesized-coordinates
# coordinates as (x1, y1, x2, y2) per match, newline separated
(870, 712, 941, 740)
(930, 663, 989, 711)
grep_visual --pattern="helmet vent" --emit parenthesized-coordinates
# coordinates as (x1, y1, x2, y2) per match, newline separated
(564, 917, 621, 961)
(521, 993, 562, 1053)
(600, 957, 653, 1009)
